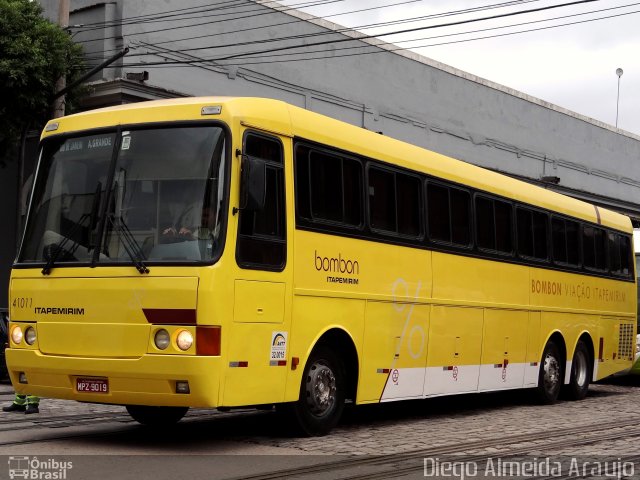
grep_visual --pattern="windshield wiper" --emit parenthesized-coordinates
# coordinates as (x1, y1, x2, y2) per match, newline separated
(107, 215, 150, 274)
(41, 214, 89, 275)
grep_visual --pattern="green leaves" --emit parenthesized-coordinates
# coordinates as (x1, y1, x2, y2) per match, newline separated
(0, 0, 84, 165)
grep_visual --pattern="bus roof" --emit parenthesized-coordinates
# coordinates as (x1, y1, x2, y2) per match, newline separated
(44, 96, 631, 233)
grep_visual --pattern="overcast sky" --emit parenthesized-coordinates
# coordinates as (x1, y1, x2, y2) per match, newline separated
(279, 0, 640, 135)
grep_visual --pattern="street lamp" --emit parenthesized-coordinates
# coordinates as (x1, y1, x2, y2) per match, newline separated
(616, 68, 623, 128)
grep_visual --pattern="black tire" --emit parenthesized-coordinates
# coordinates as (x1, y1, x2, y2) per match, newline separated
(126, 405, 189, 427)
(563, 341, 591, 401)
(284, 346, 346, 436)
(535, 340, 563, 404)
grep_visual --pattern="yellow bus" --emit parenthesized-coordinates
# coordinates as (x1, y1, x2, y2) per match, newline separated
(6, 97, 636, 436)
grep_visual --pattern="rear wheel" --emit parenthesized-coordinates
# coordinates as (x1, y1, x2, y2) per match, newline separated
(284, 346, 345, 436)
(535, 341, 563, 404)
(563, 341, 591, 401)
(126, 405, 189, 427)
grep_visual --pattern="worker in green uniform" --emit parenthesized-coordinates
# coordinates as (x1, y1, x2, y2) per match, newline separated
(3, 394, 39, 414)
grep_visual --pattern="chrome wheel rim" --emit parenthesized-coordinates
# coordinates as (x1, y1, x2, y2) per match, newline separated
(543, 352, 561, 394)
(305, 361, 336, 416)
(574, 349, 588, 387)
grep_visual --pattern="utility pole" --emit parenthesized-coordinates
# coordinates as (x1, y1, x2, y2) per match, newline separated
(52, 0, 70, 118)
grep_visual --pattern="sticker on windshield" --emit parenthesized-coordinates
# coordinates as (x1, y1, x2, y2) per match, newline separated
(87, 137, 112, 149)
(121, 136, 131, 150)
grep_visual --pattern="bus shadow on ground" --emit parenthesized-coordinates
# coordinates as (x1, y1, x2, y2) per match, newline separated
(60, 381, 638, 450)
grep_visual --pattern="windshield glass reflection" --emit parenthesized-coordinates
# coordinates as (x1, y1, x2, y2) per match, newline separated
(20, 126, 227, 267)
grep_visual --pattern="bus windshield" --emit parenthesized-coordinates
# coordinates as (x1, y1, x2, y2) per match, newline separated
(19, 125, 227, 267)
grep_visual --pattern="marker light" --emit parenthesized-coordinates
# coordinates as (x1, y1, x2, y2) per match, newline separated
(201, 106, 222, 115)
(176, 330, 193, 351)
(10, 325, 23, 345)
(24, 327, 37, 345)
(154, 329, 170, 350)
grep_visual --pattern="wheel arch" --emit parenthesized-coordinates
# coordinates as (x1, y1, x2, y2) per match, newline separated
(574, 332, 595, 365)
(306, 327, 359, 402)
(544, 331, 567, 366)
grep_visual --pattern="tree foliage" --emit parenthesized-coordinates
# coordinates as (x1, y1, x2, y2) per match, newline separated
(0, 0, 84, 166)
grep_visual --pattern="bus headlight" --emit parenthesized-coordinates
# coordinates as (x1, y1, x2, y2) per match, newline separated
(176, 330, 193, 351)
(154, 329, 170, 350)
(10, 325, 23, 345)
(24, 327, 37, 345)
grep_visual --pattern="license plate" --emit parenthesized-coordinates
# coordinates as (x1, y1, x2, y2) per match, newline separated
(76, 377, 109, 394)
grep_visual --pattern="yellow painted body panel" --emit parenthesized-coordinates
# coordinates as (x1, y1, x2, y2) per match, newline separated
(5, 97, 634, 412)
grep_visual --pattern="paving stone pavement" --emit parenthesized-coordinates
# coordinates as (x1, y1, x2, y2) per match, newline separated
(2, 379, 639, 457)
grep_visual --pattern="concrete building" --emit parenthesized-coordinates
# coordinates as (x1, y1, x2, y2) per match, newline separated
(37, 0, 640, 219)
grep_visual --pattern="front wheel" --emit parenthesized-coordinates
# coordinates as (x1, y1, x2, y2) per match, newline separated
(283, 346, 346, 436)
(535, 340, 563, 404)
(563, 341, 591, 401)
(126, 405, 189, 427)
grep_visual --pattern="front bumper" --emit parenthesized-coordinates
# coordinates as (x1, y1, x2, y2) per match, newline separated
(6, 348, 221, 407)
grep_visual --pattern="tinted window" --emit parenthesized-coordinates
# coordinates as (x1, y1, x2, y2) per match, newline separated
(428, 183, 470, 246)
(517, 207, 548, 260)
(237, 133, 286, 270)
(427, 183, 450, 242)
(609, 233, 633, 277)
(368, 167, 422, 237)
(295, 144, 362, 227)
(551, 217, 579, 266)
(369, 167, 396, 232)
(583, 225, 606, 271)
(476, 196, 512, 254)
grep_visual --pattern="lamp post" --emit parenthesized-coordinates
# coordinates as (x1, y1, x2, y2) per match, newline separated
(616, 68, 623, 128)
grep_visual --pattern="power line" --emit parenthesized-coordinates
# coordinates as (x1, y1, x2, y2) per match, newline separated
(94, 0, 598, 67)
(102, 7, 638, 70)
(143, 0, 538, 49)
(130, 0, 542, 58)
(75, 0, 333, 30)
(82, 0, 537, 57)
(75, 0, 350, 43)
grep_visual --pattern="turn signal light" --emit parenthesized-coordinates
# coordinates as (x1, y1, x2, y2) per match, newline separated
(196, 326, 221, 356)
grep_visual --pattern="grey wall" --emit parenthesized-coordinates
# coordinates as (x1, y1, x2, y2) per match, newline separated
(53, 0, 640, 217)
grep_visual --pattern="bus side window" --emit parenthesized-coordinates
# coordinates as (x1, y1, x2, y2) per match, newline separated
(583, 225, 607, 271)
(427, 182, 470, 247)
(516, 207, 549, 261)
(236, 133, 286, 271)
(610, 233, 633, 277)
(475, 195, 512, 254)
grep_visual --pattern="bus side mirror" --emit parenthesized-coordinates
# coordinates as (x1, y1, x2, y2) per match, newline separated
(239, 155, 266, 212)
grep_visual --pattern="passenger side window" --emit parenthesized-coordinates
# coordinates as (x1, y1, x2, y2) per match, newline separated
(427, 182, 470, 246)
(368, 166, 422, 237)
(516, 207, 548, 261)
(609, 232, 632, 277)
(551, 217, 580, 266)
(582, 225, 606, 271)
(295, 144, 363, 228)
(236, 133, 286, 271)
(475, 195, 513, 254)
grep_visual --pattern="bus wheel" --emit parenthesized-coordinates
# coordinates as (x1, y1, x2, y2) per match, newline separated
(126, 405, 189, 427)
(289, 346, 346, 436)
(535, 341, 563, 404)
(563, 341, 591, 401)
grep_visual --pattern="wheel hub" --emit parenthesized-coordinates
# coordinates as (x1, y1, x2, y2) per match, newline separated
(574, 350, 588, 387)
(543, 353, 560, 392)
(306, 362, 336, 415)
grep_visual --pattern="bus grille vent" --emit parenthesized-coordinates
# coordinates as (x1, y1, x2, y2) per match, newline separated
(618, 324, 634, 359)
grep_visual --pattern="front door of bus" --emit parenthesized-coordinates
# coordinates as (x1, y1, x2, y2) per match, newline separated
(224, 130, 292, 407)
